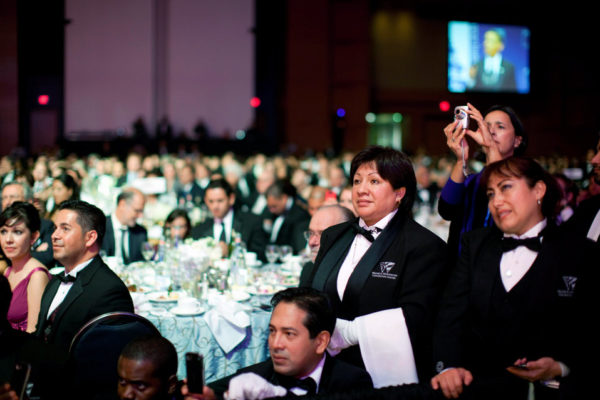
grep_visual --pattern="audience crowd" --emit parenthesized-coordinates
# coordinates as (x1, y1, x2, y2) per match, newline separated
(1, 103, 599, 399)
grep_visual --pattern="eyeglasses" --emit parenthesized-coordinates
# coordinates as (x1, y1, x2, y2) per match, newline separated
(303, 230, 321, 241)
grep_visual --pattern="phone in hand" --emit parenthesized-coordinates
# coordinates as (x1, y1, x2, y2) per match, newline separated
(10, 363, 31, 400)
(185, 352, 204, 394)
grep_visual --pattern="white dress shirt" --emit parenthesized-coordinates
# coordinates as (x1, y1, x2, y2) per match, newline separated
(47, 258, 94, 318)
(291, 354, 326, 395)
(213, 209, 234, 243)
(500, 219, 546, 291)
(111, 214, 129, 260)
(336, 209, 396, 299)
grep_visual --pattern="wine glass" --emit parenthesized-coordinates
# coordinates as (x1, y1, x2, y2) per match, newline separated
(278, 245, 293, 262)
(265, 244, 281, 267)
(141, 241, 156, 262)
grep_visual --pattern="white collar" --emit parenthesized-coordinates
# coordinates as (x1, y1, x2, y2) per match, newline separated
(111, 213, 127, 231)
(504, 218, 547, 240)
(65, 257, 95, 278)
(299, 354, 326, 392)
(359, 208, 398, 231)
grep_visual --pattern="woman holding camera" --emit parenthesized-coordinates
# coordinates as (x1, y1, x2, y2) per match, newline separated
(438, 103, 527, 263)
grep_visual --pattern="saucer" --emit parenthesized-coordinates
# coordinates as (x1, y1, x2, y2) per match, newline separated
(170, 305, 205, 316)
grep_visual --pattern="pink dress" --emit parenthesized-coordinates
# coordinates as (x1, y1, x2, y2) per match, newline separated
(5, 266, 50, 331)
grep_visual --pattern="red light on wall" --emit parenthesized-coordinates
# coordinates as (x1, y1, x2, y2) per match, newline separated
(439, 100, 450, 112)
(38, 94, 50, 105)
(250, 97, 261, 108)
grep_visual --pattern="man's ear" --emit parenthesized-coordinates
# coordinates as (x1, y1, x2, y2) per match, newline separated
(314, 331, 330, 355)
(167, 374, 178, 395)
(84, 229, 98, 248)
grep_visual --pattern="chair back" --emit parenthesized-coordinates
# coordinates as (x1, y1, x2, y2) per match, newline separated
(68, 312, 161, 399)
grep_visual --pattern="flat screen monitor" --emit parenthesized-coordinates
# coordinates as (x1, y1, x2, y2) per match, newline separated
(448, 21, 530, 94)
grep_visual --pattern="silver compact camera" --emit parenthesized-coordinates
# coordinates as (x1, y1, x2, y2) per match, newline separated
(454, 105, 469, 129)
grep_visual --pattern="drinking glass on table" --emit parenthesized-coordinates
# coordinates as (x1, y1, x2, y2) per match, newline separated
(265, 244, 281, 267)
(141, 241, 155, 262)
(278, 245, 293, 262)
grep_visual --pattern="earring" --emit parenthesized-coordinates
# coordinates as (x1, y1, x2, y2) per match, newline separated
(537, 199, 541, 205)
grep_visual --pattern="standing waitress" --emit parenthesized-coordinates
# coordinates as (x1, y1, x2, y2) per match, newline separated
(307, 146, 447, 388)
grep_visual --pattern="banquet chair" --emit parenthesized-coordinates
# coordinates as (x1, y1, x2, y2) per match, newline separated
(68, 312, 161, 399)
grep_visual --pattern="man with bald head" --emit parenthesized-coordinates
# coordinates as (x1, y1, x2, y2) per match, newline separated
(101, 187, 147, 264)
(299, 205, 355, 287)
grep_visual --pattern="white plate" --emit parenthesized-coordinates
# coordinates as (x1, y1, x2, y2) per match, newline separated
(230, 290, 251, 302)
(147, 291, 182, 303)
(170, 305, 205, 316)
(247, 286, 282, 296)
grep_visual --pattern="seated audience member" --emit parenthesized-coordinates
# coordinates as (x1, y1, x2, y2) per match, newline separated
(1, 202, 50, 332)
(307, 146, 447, 388)
(191, 179, 267, 259)
(183, 287, 373, 400)
(299, 205, 355, 287)
(562, 135, 600, 249)
(177, 163, 204, 208)
(306, 186, 328, 216)
(117, 335, 180, 400)
(164, 209, 192, 242)
(431, 157, 587, 399)
(553, 173, 578, 224)
(36, 200, 134, 351)
(337, 185, 356, 216)
(264, 180, 310, 254)
(46, 172, 80, 219)
(245, 167, 276, 216)
(1, 182, 55, 267)
(102, 188, 148, 264)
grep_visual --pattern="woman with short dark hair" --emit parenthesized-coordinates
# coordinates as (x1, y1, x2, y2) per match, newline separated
(306, 146, 447, 388)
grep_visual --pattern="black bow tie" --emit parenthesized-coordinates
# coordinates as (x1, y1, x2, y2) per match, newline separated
(501, 236, 542, 253)
(55, 273, 77, 283)
(352, 223, 382, 243)
(276, 375, 317, 395)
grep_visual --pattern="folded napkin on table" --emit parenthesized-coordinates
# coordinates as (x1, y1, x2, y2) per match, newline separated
(203, 293, 252, 353)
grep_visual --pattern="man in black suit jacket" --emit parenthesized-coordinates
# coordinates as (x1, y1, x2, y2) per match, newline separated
(177, 163, 205, 208)
(191, 179, 267, 260)
(264, 179, 310, 254)
(36, 200, 133, 351)
(563, 137, 600, 251)
(183, 287, 372, 400)
(469, 29, 517, 92)
(102, 188, 148, 264)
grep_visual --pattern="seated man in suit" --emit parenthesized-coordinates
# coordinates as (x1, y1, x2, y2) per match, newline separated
(191, 179, 267, 260)
(183, 287, 372, 400)
(299, 205, 355, 287)
(1, 181, 54, 267)
(177, 163, 205, 208)
(264, 180, 310, 254)
(564, 135, 600, 252)
(102, 187, 148, 264)
(36, 200, 134, 351)
(117, 335, 179, 400)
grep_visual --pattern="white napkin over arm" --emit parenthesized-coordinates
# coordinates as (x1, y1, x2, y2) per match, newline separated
(328, 308, 418, 388)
